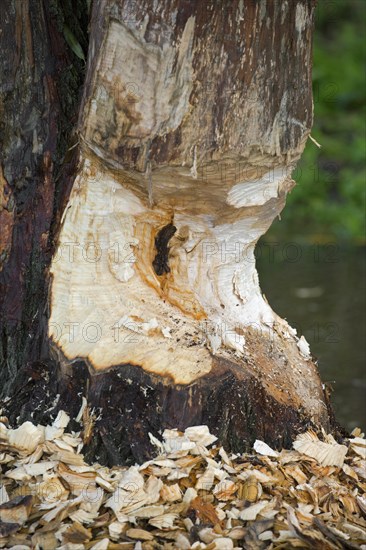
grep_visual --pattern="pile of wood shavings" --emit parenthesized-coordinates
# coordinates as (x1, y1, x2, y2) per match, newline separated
(0, 412, 365, 549)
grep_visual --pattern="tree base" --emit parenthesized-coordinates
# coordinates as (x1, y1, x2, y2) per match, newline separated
(2, 329, 338, 466)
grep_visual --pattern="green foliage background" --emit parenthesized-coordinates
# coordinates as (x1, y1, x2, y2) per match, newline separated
(269, 0, 365, 243)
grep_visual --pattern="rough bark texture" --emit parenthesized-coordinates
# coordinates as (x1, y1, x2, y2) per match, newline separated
(0, 0, 341, 466)
(81, 0, 314, 167)
(0, 0, 88, 393)
(5, 353, 335, 467)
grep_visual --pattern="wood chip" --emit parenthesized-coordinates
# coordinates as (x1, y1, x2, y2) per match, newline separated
(253, 440, 279, 457)
(293, 430, 348, 467)
(0, 495, 33, 525)
(126, 527, 154, 540)
(240, 500, 270, 521)
(189, 496, 221, 526)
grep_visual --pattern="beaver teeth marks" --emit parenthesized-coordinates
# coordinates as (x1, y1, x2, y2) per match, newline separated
(152, 223, 177, 276)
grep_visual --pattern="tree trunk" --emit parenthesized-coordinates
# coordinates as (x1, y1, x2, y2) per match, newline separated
(0, 0, 336, 465)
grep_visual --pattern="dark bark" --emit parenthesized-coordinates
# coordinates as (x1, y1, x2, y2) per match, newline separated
(0, 0, 88, 393)
(4, 345, 340, 466)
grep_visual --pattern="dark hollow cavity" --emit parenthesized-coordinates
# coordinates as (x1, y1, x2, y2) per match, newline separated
(152, 223, 177, 275)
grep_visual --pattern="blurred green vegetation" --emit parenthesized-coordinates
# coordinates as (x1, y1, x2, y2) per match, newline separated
(269, 0, 365, 243)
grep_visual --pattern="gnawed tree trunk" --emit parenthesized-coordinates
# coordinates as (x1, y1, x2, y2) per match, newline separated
(1, 0, 337, 465)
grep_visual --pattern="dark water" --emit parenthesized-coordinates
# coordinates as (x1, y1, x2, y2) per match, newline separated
(256, 243, 366, 431)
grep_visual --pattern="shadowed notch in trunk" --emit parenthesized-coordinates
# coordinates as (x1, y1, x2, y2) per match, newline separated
(152, 223, 177, 276)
